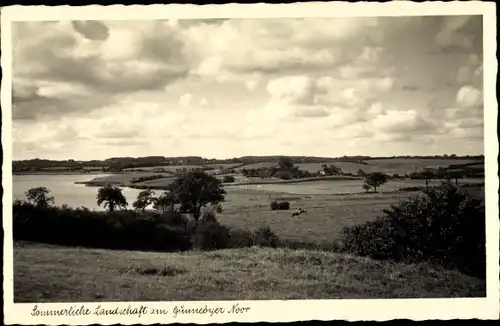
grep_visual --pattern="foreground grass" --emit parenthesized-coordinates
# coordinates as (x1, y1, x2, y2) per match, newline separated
(14, 242, 485, 302)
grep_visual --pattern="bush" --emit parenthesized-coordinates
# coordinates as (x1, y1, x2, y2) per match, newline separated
(277, 201, 290, 210)
(222, 175, 236, 183)
(13, 201, 192, 252)
(270, 201, 290, 210)
(158, 211, 190, 228)
(130, 174, 166, 184)
(201, 209, 218, 223)
(339, 181, 485, 278)
(253, 226, 280, 248)
(227, 228, 255, 248)
(191, 220, 230, 251)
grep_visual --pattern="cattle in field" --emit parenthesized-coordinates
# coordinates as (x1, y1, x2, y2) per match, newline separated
(291, 208, 307, 217)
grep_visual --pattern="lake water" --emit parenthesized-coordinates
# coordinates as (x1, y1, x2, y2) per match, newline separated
(12, 174, 484, 210)
(12, 174, 148, 211)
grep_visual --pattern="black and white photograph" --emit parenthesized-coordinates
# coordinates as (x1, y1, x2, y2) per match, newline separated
(2, 2, 498, 324)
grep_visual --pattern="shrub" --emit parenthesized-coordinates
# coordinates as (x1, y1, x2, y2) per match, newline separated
(270, 201, 290, 210)
(277, 201, 290, 210)
(227, 228, 255, 248)
(159, 211, 190, 228)
(135, 265, 187, 276)
(253, 226, 280, 248)
(201, 209, 218, 223)
(191, 220, 230, 251)
(222, 175, 236, 183)
(270, 201, 279, 210)
(12, 201, 192, 252)
(340, 181, 485, 278)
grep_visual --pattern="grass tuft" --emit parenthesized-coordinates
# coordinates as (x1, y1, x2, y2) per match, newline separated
(135, 265, 187, 277)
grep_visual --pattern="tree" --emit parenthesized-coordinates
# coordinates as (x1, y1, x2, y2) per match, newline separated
(25, 187, 54, 208)
(329, 164, 342, 175)
(364, 172, 388, 193)
(153, 191, 175, 213)
(446, 170, 463, 185)
(96, 185, 128, 212)
(278, 157, 294, 170)
(420, 169, 435, 191)
(362, 184, 372, 193)
(223, 175, 236, 183)
(357, 169, 366, 177)
(167, 171, 226, 222)
(132, 189, 156, 212)
(340, 181, 485, 278)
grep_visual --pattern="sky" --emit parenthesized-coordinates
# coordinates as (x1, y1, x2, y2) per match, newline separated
(11, 15, 484, 160)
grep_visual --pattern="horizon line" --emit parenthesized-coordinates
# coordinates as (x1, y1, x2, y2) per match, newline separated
(12, 153, 486, 162)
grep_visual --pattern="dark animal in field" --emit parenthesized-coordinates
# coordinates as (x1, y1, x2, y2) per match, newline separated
(291, 208, 307, 217)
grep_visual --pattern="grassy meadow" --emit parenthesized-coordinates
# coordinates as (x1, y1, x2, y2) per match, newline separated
(216, 190, 419, 243)
(14, 242, 485, 302)
(13, 156, 486, 302)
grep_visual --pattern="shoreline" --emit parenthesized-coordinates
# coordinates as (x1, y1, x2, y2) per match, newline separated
(73, 175, 365, 189)
(13, 171, 118, 176)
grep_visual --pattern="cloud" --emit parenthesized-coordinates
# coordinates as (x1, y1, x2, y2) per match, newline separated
(245, 75, 261, 92)
(199, 97, 208, 107)
(179, 93, 193, 107)
(11, 16, 484, 159)
(456, 85, 483, 108)
(372, 110, 437, 135)
(12, 20, 190, 120)
(435, 16, 480, 51)
(71, 21, 110, 41)
(184, 17, 386, 78)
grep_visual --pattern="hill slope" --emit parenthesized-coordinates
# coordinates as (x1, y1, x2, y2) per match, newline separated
(14, 242, 485, 302)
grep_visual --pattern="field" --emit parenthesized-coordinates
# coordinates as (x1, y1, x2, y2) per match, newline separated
(205, 163, 245, 170)
(296, 158, 482, 175)
(123, 165, 207, 172)
(362, 158, 481, 175)
(235, 162, 280, 170)
(214, 158, 484, 178)
(216, 190, 418, 243)
(14, 242, 485, 302)
(76, 172, 171, 186)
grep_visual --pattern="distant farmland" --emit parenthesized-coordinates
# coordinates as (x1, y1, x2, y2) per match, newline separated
(363, 158, 482, 174)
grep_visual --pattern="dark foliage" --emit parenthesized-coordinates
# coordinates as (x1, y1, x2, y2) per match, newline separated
(96, 185, 128, 212)
(363, 172, 389, 192)
(278, 201, 291, 210)
(339, 181, 485, 279)
(253, 226, 280, 248)
(167, 171, 226, 221)
(227, 226, 280, 248)
(13, 202, 192, 252)
(191, 219, 230, 251)
(222, 175, 236, 183)
(270, 201, 290, 210)
(25, 187, 55, 208)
